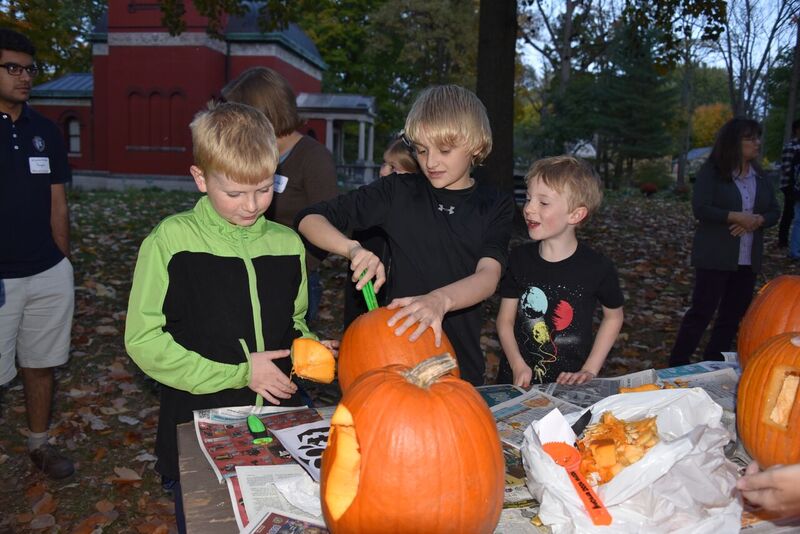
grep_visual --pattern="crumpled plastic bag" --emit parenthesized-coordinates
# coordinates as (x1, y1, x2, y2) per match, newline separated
(522, 388, 742, 533)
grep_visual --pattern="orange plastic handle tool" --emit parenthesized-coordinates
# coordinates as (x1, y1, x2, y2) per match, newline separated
(543, 441, 612, 526)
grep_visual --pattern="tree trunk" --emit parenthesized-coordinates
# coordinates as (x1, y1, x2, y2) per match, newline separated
(558, 0, 575, 94)
(785, 17, 800, 144)
(475, 0, 518, 194)
(676, 46, 695, 187)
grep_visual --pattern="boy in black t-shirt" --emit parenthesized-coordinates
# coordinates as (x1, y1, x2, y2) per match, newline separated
(496, 156, 624, 386)
(297, 85, 514, 385)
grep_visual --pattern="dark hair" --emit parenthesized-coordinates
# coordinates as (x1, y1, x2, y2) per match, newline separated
(709, 117, 762, 180)
(793, 118, 800, 135)
(0, 29, 36, 57)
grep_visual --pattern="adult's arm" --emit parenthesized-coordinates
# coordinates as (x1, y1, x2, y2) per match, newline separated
(50, 183, 70, 259)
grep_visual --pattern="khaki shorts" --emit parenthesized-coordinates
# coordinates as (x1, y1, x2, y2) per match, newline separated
(0, 258, 74, 386)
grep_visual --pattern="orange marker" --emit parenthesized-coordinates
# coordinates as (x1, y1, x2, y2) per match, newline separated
(543, 441, 612, 526)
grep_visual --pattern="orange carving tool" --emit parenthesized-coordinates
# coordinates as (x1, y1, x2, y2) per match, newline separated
(542, 441, 612, 526)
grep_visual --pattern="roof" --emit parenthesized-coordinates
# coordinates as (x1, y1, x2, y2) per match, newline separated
(296, 93, 377, 116)
(687, 146, 712, 160)
(89, 3, 326, 70)
(225, 3, 326, 70)
(31, 73, 93, 98)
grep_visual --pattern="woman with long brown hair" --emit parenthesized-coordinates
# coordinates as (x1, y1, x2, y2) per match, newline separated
(669, 117, 780, 367)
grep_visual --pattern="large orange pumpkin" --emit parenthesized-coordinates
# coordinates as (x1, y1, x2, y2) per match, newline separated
(320, 354, 504, 534)
(337, 306, 458, 392)
(736, 333, 800, 468)
(737, 275, 800, 368)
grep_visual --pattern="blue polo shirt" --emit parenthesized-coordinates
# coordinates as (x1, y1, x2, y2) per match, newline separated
(0, 104, 71, 279)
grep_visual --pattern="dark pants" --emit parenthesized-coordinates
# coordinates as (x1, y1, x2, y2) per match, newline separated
(669, 266, 756, 367)
(162, 476, 187, 534)
(305, 269, 322, 326)
(779, 187, 795, 246)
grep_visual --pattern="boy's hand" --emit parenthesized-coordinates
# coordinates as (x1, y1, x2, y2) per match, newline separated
(386, 292, 449, 345)
(737, 462, 800, 519)
(556, 369, 596, 385)
(348, 243, 386, 292)
(510, 361, 533, 389)
(319, 339, 340, 359)
(248, 350, 297, 405)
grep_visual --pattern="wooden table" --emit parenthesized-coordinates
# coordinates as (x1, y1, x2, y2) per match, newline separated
(177, 422, 239, 533)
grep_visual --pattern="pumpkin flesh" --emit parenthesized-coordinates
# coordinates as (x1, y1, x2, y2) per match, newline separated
(291, 338, 335, 383)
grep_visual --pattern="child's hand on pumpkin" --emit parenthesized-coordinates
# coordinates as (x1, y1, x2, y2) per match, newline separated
(347, 243, 386, 292)
(737, 462, 800, 519)
(386, 292, 449, 346)
(248, 349, 297, 404)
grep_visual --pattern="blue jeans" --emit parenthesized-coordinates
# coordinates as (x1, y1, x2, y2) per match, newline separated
(790, 202, 800, 259)
(305, 270, 322, 325)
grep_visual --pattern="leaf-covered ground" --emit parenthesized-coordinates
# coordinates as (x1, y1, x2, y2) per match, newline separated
(1, 188, 796, 533)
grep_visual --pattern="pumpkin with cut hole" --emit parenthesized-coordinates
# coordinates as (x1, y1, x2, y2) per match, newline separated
(337, 306, 458, 392)
(320, 354, 504, 533)
(291, 338, 335, 383)
(737, 333, 800, 468)
(737, 275, 800, 369)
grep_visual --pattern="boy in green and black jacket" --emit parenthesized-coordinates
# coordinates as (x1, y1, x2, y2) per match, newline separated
(125, 102, 335, 529)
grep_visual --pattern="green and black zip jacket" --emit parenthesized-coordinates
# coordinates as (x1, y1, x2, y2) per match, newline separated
(125, 196, 314, 480)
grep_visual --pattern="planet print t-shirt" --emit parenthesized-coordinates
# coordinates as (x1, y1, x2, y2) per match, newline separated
(497, 241, 624, 384)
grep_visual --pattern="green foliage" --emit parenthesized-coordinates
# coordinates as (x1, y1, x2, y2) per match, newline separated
(621, 0, 726, 67)
(692, 66, 730, 107)
(597, 25, 678, 164)
(763, 48, 799, 161)
(632, 159, 674, 192)
(0, 0, 105, 80)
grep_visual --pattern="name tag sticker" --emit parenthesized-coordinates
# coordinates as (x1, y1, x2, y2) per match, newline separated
(274, 173, 289, 193)
(29, 157, 51, 174)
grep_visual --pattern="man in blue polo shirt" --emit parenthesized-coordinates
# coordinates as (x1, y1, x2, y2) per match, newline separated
(0, 28, 74, 479)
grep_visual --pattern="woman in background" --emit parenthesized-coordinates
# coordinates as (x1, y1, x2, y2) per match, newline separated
(669, 117, 780, 367)
(223, 67, 338, 324)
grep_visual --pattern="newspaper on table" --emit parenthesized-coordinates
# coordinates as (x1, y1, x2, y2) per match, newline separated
(656, 360, 740, 379)
(193, 405, 323, 482)
(226, 464, 320, 531)
(660, 368, 739, 412)
(532, 369, 658, 409)
(476, 384, 526, 408)
(490, 389, 582, 449)
(241, 507, 328, 534)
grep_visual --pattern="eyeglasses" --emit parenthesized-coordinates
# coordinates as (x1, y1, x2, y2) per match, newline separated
(0, 63, 39, 77)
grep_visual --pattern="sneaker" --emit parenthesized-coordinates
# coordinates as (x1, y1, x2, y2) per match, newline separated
(29, 444, 75, 479)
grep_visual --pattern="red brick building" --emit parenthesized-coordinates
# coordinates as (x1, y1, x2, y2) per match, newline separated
(30, 2, 376, 186)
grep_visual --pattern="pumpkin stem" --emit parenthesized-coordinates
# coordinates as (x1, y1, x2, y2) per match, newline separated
(404, 353, 457, 388)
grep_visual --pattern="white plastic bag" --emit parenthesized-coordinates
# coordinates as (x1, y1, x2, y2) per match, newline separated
(521, 388, 742, 533)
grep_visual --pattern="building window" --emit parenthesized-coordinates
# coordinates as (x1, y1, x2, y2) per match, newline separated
(67, 119, 80, 154)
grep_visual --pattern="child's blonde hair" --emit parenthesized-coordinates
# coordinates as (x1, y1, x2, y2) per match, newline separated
(526, 155, 603, 219)
(221, 67, 303, 137)
(384, 137, 420, 173)
(404, 85, 492, 164)
(190, 101, 279, 185)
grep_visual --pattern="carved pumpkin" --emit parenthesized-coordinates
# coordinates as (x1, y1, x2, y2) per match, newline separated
(291, 338, 335, 383)
(320, 354, 504, 534)
(337, 306, 458, 392)
(736, 333, 800, 468)
(737, 275, 800, 368)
